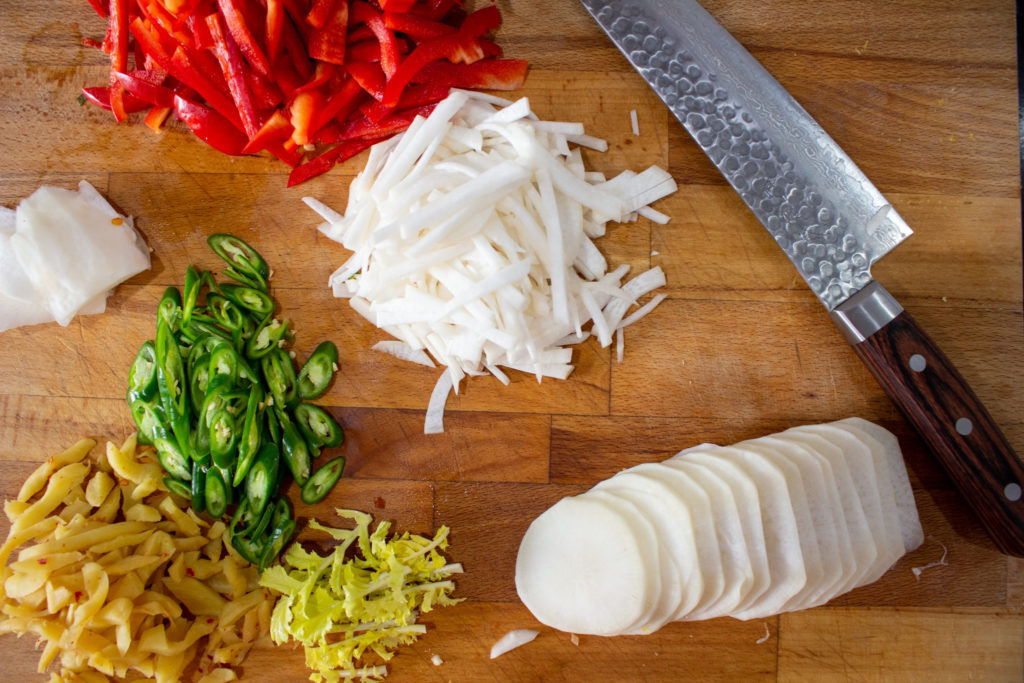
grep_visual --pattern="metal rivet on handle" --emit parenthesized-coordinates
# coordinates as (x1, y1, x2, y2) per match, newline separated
(1005, 483, 1023, 502)
(909, 353, 927, 372)
(955, 417, 973, 436)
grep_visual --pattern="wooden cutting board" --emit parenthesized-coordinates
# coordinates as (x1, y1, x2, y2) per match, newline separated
(1, 0, 1022, 680)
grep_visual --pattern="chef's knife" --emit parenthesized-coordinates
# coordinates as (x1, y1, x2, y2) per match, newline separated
(580, 0, 1024, 556)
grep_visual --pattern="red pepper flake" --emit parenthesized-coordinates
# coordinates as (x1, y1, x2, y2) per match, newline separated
(374, 496, 386, 509)
(74, 591, 84, 602)
(207, 618, 215, 624)
(37, 559, 47, 565)
(186, 567, 195, 577)
(111, 216, 124, 226)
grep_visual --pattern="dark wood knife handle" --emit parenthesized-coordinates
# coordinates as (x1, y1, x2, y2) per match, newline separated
(852, 308, 1024, 556)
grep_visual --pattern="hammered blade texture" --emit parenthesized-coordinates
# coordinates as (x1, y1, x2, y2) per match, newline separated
(580, 0, 913, 310)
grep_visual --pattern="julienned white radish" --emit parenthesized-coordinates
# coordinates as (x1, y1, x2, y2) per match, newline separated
(489, 629, 540, 659)
(305, 90, 677, 433)
(514, 418, 924, 636)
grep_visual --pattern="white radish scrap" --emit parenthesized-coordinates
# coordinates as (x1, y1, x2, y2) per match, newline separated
(306, 91, 676, 433)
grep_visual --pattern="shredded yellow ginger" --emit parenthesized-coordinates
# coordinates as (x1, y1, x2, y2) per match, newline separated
(259, 509, 463, 682)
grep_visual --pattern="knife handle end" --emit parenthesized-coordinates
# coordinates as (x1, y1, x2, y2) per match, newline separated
(848, 301, 1024, 557)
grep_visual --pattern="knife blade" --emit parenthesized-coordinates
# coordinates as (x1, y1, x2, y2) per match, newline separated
(580, 0, 1024, 556)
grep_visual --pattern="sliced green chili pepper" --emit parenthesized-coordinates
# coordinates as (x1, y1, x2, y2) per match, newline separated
(219, 284, 274, 317)
(222, 265, 266, 292)
(276, 409, 311, 486)
(182, 265, 203, 325)
(163, 477, 192, 499)
(204, 464, 230, 518)
(130, 399, 167, 446)
(127, 341, 158, 403)
(246, 442, 280, 521)
(249, 498, 274, 538)
(297, 341, 338, 400)
(207, 233, 270, 283)
(262, 348, 297, 410)
(208, 408, 238, 468)
(181, 316, 233, 345)
(190, 460, 206, 515)
(300, 456, 346, 505)
(229, 496, 259, 539)
(269, 496, 292, 531)
(258, 518, 295, 572)
(245, 317, 290, 360)
(294, 403, 344, 449)
(155, 318, 191, 457)
(208, 344, 240, 389)
(188, 352, 212, 414)
(206, 293, 246, 332)
(229, 529, 264, 565)
(157, 286, 182, 330)
(233, 313, 256, 356)
(154, 437, 191, 481)
(232, 384, 264, 486)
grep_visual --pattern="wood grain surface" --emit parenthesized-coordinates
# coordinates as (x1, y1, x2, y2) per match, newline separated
(1, 0, 1022, 681)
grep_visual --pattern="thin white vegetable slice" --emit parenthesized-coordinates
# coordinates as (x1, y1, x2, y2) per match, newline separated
(671, 447, 773, 616)
(668, 456, 755, 617)
(839, 417, 929, 557)
(423, 370, 453, 435)
(757, 434, 855, 607)
(581, 488, 669, 635)
(594, 470, 704, 630)
(797, 423, 902, 585)
(515, 495, 656, 636)
(774, 428, 879, 593)
(701, 445, 807, 620)
(737, 439, 837, 611)
(490, 629, 539, 658)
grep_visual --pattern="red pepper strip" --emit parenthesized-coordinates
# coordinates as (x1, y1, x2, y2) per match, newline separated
(281, 13, 314, 79)
(188, 12, 216, 49)
(289, 90, 322, 146)
(360, 82, 448, 122)
(206, 13, 261, 138)
(459, 5, 501, 38)
(347, 39, 381, 63)
(311, 77, 366, 134)
(293, 61, 336, 95)
(308, 1, 349, 65)
(81, 86, 153, 114)
(272, 64, 305, 97)
(265, 140, 303, 167)
(305, 0, 335, 29)
(335, 103, 432, 141)
(382, 11, 456, 40)
(365, 15, 400, 79)
(348, 1, 380, 25)
(286, 138, 377, 187)
(247, 69, 284, 109)
(346, 61, 386, 101)
(217, 0, 272, 77)
(378, 33, 458, 107)
(169, 45, 246, 130)
(108, 0, 130, 122)
(281, 0, 312, 41)
(114, 71, 176, 107)
(412, 58, 527, 90)
(85, 0, 107, 18)
(174, 95, 249, 155)
(144, 105, 173, 132)
(479, 37, 503, 59)
(139, 0, 194, 48)
(266, 0, 285, 66)
(379, 0, 418, 12)
(409, 0, 460, 21)
(347, 24, 375, 42)
(242, 109, 293, 154)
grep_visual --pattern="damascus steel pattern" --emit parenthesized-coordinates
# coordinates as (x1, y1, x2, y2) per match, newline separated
(580, 0, 913, 310)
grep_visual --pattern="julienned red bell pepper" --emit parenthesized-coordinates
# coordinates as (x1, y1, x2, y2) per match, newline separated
(174, 95, 249, 155)
(347, 61, 385, 101)
(206, 12, 261, 137)
(365, 14, 400, 79)
(286, 137, 377, 187)
(312, 76, 366, 133)
(383, 11, 455, 40)
(360, 81, 448, 122)
(289, 90, 322, 145)
(378, 0, 418, 12)
(108, 0, 131, 122)
(114, 71, 176, 108)
(81, 86, 152, 114)
(307, 0, 348, 65)
(217, 0, 272, 77)
(243, 109, 293, 154)
(266, 0, 285, 65)
(305, 0, 335, 29)
(412, 58, 527, 90)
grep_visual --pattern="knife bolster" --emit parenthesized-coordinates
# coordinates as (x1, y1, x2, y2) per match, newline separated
(829, 280, 903, 344)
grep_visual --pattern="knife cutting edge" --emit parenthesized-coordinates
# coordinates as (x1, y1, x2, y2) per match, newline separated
(580, 0, 1024, 556)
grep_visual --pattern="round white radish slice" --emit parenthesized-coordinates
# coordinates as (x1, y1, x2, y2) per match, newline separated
(796, 423, 901, 585)
(744, 437, 843, 610)
(595, 469, 705, 629)
(666, 457, 755, 618)
(667, 449, 773, 617)
(580, 488, 669, 635)
(703, 446, 807, 620)
(758, 434, 856, 607)
(775, 428, 879, 593)
(835, 418, 924, 553)
(515, 495, 657, 635)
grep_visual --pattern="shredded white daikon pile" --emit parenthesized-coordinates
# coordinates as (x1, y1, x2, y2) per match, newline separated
(306, 90, 677, 433)
(0, 181, 150, 332)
